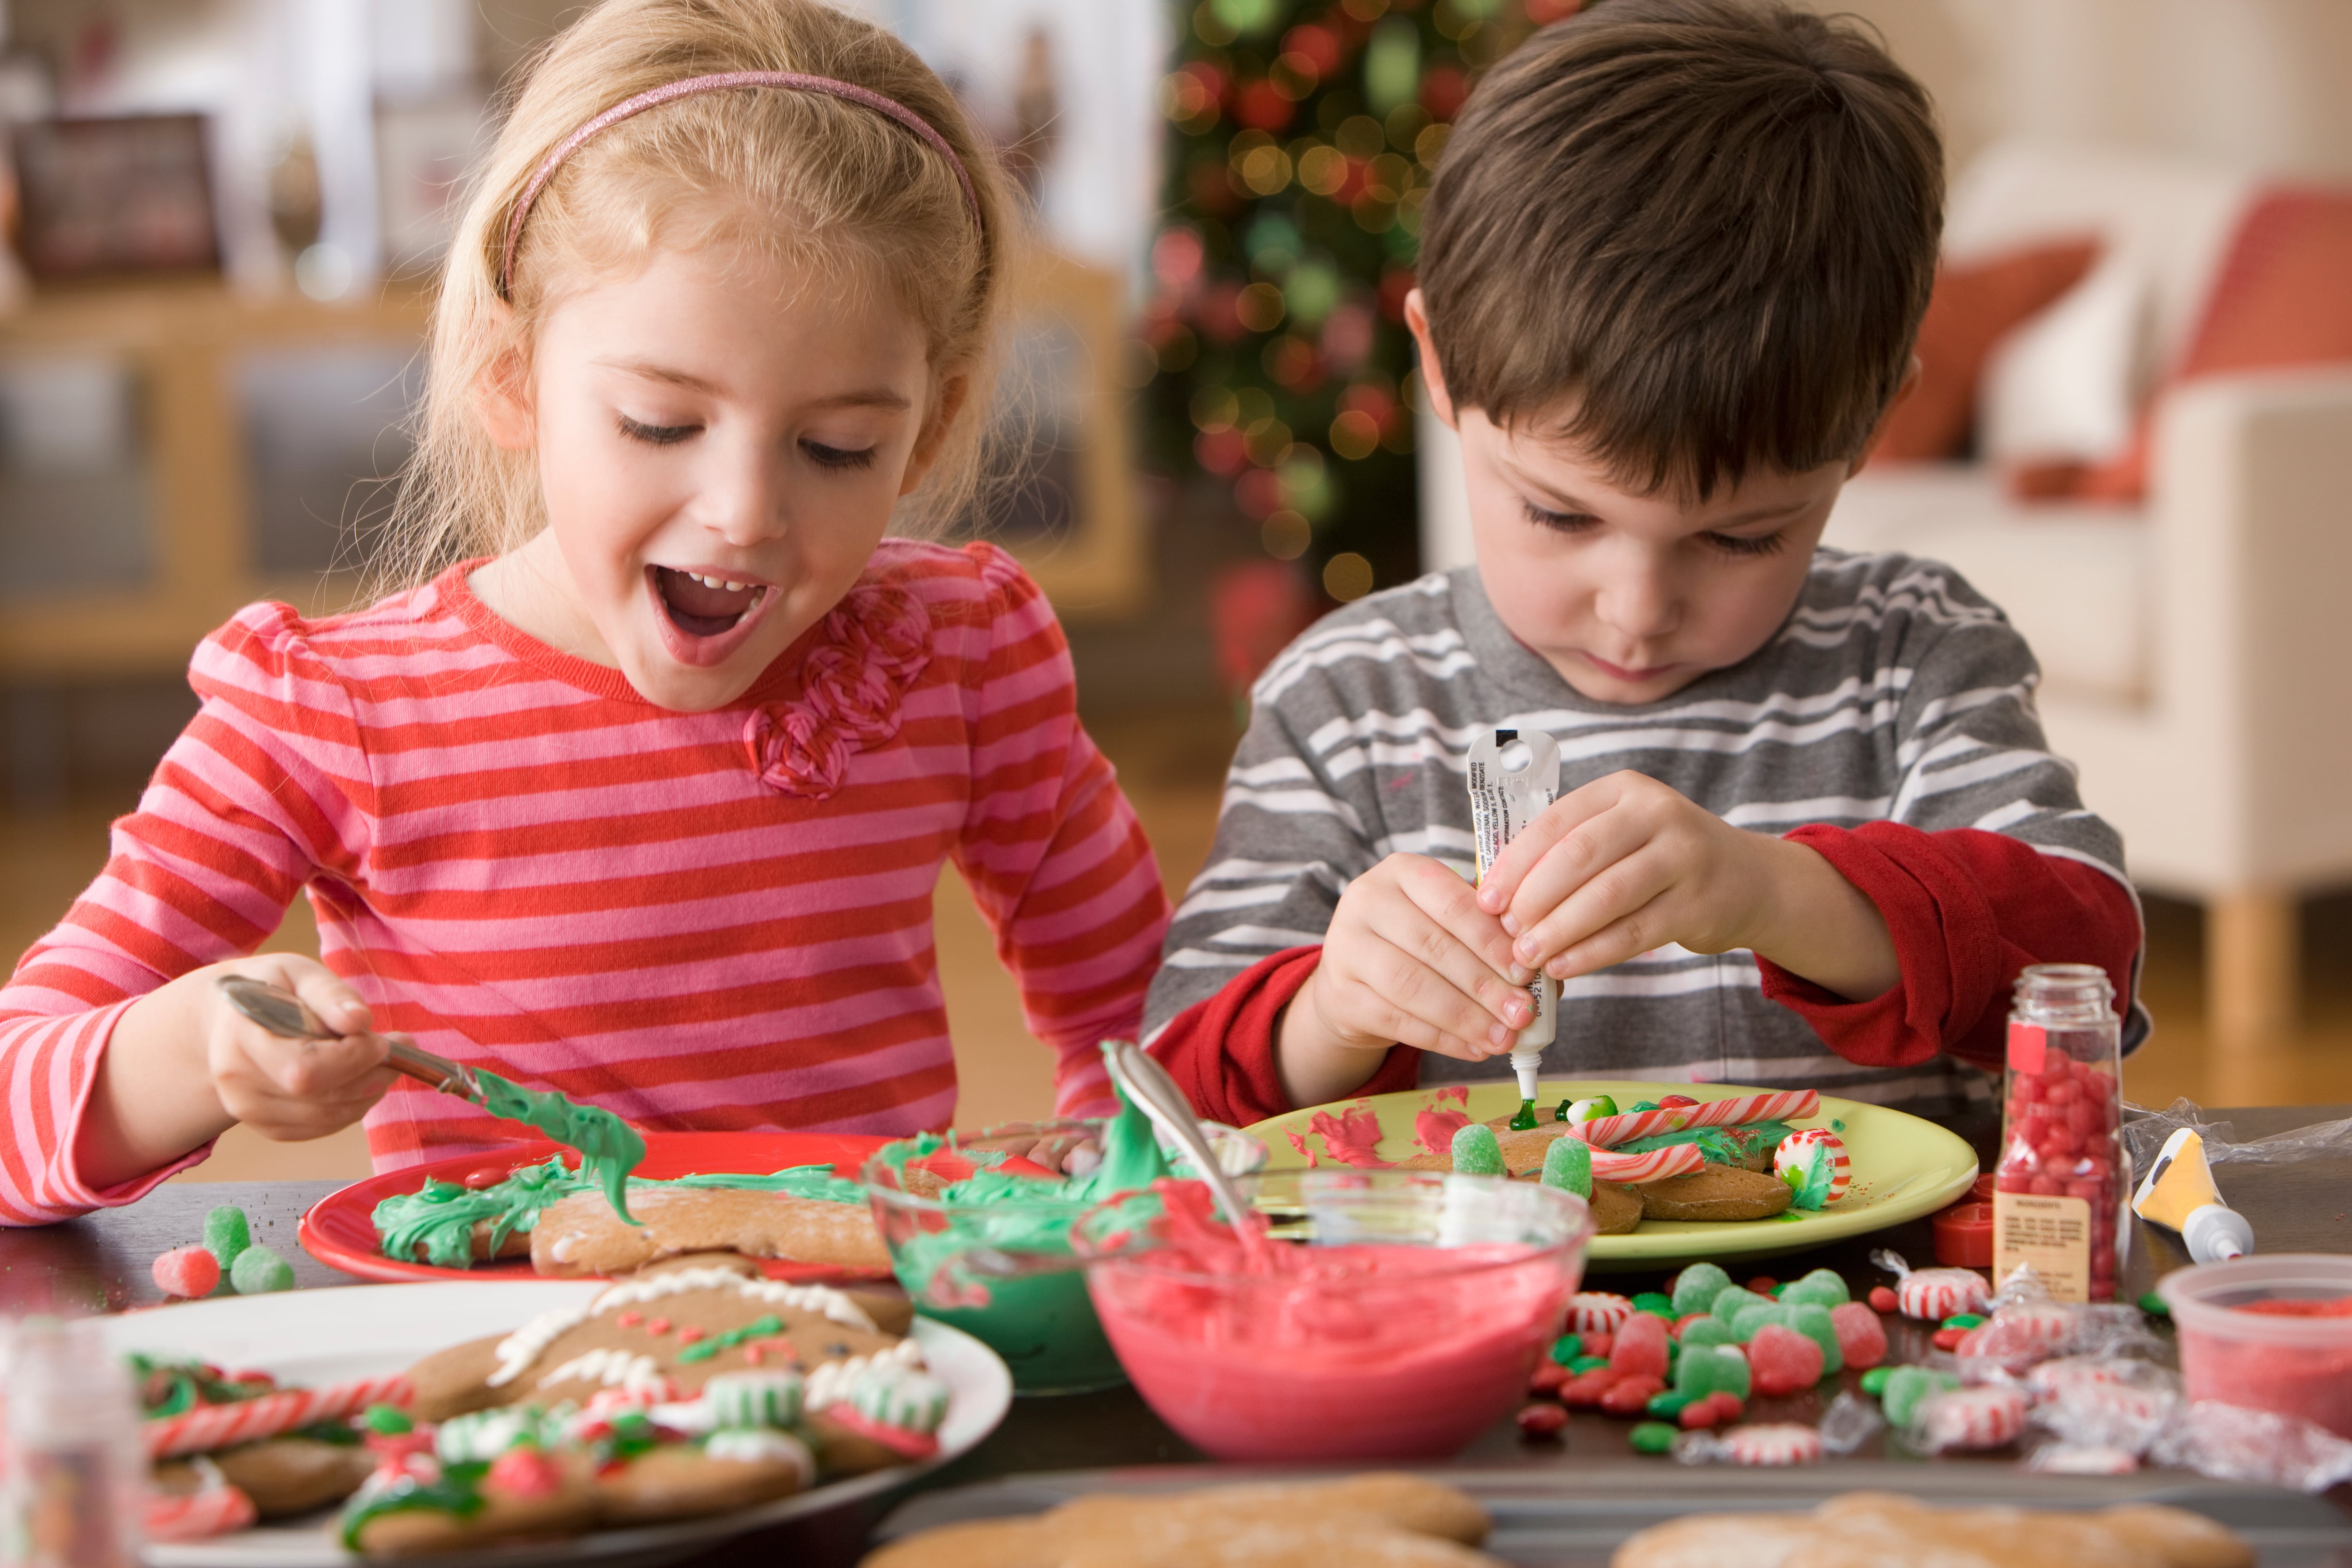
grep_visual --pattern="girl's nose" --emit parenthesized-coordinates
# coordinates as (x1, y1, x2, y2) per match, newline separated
(694, 438, 789, 546)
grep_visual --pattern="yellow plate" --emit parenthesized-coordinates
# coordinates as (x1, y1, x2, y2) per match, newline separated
(1245, 1079, 1979, 1273)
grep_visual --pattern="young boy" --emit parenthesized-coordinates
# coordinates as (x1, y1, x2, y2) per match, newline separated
(1144, 0, 2145, 1127)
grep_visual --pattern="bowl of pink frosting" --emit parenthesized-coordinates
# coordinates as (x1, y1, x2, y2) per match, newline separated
(2159, 1253, 2352, 1438)
(1072, 1170, 1591, 1461)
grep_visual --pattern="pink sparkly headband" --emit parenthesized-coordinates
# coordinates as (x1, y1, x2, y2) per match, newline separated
(499, 70, 981, 299)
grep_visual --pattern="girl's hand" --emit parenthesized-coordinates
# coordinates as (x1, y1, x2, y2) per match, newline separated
(199, 955, 397, 1142)
(1474, 770, 1899, 1001)
(1277, 852, 1532, 1107)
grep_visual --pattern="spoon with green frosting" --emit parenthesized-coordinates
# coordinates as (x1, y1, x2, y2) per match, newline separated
(215, 974, 644, 1225)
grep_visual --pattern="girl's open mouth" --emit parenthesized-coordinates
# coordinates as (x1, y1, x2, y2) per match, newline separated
(647, 565, 776, 667)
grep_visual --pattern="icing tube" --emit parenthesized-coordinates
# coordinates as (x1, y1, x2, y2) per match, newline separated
(1466, 728, 1561, 1109)
(2131, 1128, 2254, 1263)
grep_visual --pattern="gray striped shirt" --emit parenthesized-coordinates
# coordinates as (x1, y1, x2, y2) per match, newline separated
(1144, 548, 2146, 1116)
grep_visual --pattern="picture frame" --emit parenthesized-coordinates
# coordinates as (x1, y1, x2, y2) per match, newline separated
(8, 114, 221, 281)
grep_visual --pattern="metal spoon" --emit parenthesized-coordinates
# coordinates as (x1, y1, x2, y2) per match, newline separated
(215, 974, 489, 1106)
(1103, 1038, 1268, 1261)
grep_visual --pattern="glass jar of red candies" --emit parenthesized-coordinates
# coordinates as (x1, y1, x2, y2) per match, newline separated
(1993, 963, 2126, 1302)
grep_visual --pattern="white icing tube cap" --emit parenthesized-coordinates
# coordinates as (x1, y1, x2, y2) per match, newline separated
(2182, 1203, 2253, 1263)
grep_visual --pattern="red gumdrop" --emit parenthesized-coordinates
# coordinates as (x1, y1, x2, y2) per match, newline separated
(1598, 1373, 1666, 1417)
(1746, 1323, 1824, 1397)
(1517, 1402, 1569, 1438)
(1867, 1285, 1899, 1314)
(1679, 1396, 1725, 1429)
(1609, 1312, 1670, 1380)
(1746, 1275, 1778, 1295)
(1582, 1330, 1613, 1361)
(1708, 1393, 1745, 1422)
(1560, 1368, 1623, 1408)
(151, 1245, 221, 1299)
(1828, 1300, 1889, 1370)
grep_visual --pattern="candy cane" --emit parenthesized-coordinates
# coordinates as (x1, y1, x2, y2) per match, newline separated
(1571, 1091, 1821, 1150)
(1565, 1292, 1633, 1335)
(146, 1374, 412, 1458)
(1917, 1386, 2026, 1451)
(1719, 1424, 1823, 1466)
(1587, 1144, 1705, 1183)
(145, 1482, 257, 1542)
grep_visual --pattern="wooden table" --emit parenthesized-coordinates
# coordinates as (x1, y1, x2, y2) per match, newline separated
(10, 1105, 2352, 1566)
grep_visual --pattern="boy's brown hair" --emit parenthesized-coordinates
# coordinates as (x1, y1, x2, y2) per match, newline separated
(1419, 0, 1942, 498)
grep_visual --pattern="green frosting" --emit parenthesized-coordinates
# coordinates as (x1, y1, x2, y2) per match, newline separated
(475, 1069, 646, 1225)
(1507, 1098, 1540, 1132)
(340, 1463, 487, 1551)
(1616, 1120, 1795, 1165)
(372, 1155, 867, 1269)
(1779, 1138, 1840, 1209)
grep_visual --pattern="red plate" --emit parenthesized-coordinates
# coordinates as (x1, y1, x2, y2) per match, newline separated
(299, 1130, 894, 1285)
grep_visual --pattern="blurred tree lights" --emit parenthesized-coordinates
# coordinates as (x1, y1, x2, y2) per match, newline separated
(1134, 0, 1576, 602)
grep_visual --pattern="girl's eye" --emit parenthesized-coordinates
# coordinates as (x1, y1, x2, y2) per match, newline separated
(618, 415, 698, 446)
(1523, 501, 1598, 534)
(1704, 531, 1787, 557)
(802, 440, 877, 470)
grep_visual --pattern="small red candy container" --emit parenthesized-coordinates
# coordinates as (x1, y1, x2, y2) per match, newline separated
(1993, 964, 2126, 1302)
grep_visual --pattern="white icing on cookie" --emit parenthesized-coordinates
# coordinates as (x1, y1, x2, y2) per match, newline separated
(539, 1347, 671, 1399)
(703, 1427, 815, 1485)
(485, 1267, 876, 1388)
(806, 1337, 925, 1413)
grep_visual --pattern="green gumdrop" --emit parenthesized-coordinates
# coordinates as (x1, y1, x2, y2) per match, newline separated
(203, 1205, 251, 1271)
(1647, 1390, 1694, 1418)
(1710, 1285, 1771, 1321)
(1882, 1365, 1960, 1429)
(1670, 1262, 1733, 1318)
(1629, 1421, 1678, 1455)
(1541, 1136, 1592, 1198)
(1790, 1302, 1843, 1376)
(1451, 1123, 1504, 1177)
(1674, 1343, 1751, 1402)
(1780, 1267, 1850, 1308)
(1678, 1316, 1740, 1349)
(230, 1244, 294, 1295)
(1631, 1292, 1673, 1317)
(1730, 1301, 1795, 1342)
(1859, 1366, 1893, 1398)
(1549, 1333, 1583, 1366)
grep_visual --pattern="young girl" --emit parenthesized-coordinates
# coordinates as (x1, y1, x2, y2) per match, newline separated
(0, 0, 1169, 1225)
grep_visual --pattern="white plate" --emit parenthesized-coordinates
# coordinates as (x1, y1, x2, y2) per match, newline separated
(99, 1282, 1011, 1568)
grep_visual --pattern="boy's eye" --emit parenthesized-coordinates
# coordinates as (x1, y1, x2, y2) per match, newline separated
(1523, 500, 1598, 534)
(1704, 530, 1787, 557)
(618, 415, 699, 446)
(802, 440, 878, 471)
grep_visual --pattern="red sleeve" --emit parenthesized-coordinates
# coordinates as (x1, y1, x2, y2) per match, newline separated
(1758, 824, 2141, 1072)
(1147, 947, 1422, 1126)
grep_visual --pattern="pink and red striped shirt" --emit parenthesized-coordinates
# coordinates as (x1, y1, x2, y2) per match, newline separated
(0, 540, 1169, 1225)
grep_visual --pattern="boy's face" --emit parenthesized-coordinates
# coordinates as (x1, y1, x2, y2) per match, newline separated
(1409, 293, 1853, 706)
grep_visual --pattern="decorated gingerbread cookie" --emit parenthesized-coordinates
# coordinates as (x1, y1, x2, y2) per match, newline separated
(1634, 1166, 1794, 1222)
(530, 1181, 888, 1277)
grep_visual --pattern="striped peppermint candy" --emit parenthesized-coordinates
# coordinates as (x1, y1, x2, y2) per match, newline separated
(1916, 1385, 2027, 1451)
(1771, 1127, 1851, 1203)
(1587, 1144, 1705, 1183)
(1719, 1424, 1823, 1466)
(145, 1483, 258, 1542)
(1571, 1091, 1822, 1150)
(145, 1374, 412, 1458)
(1957, 1302, 2076, 1368)
(1894, 1267, 1988, 1322)
(1565, 1292, 1634, 1335)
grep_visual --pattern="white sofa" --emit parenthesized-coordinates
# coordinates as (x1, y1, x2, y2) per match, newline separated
(1419, 139, 2352, 1053)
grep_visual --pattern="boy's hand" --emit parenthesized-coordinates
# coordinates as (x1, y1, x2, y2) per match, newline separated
(200, 955, 397, 1142)
(1279, 853, 1533, 1106)
(1475, 770, 1899, 1000)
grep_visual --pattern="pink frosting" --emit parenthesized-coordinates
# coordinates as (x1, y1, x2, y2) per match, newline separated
(744, 582, 932, 800)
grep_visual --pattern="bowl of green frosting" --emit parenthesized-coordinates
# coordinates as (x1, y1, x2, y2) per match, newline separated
(864, 1092, 1264, 1396)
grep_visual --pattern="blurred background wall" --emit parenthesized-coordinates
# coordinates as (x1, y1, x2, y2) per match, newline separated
(0, 0, 2347, 1183)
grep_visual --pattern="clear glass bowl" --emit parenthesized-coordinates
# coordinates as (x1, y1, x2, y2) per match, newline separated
(1073, 1169, 1592, 1460)
(863, 1116, 1265, 1396)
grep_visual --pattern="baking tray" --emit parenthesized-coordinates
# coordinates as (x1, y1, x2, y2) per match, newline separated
(875, 1463, 2352, 1566)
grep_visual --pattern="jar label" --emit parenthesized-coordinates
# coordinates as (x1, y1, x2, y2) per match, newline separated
(2007, 1022, 2047, 1076)
(1993, 1189, 2090, 1303)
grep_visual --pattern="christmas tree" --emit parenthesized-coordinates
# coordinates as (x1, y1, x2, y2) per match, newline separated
(1136, 0, 1576, 604)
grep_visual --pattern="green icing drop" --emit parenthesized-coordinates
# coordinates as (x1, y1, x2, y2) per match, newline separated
(1615, 1120, 1795, 1165)
(1507, 1098, 1540, 1132)
(339, 1463, 487, 1551)
(475, 1069, 647, 1226)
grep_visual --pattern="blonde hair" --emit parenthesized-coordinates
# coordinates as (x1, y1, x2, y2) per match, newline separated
(373, 0, 1018, 596)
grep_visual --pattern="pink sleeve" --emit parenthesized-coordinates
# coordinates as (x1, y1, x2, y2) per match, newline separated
(1758, 823, 2143, 1072)
(0, 605, 369, 1223)
(948, 547, 1171, 1117)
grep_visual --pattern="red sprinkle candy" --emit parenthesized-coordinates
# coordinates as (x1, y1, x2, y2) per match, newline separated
(1517, 1403, 1569, 1439)
(1530, 1362, 1571, 1395)
(1747, 1275, 1778, 1295)
(742, 1345, 765, 1365)
(676, 1326, 707, 1346)
(1560, 1368, 1623, 1408)
(615, 1311, 642, 1329)
(646, 1318, 672, 1336)
(1931, 1326, 1969, 1352)
(1867, 1286, 1899, 1314)
(1599, 1374, 1666, 1417)
(1581, 1330, 1614, 1361)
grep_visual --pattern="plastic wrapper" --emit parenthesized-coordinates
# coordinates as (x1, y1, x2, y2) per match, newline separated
(2024, 1356, 2182, 1452)
(1908, 1384, 2028, 1453)
(2145, 1399, 2352, 1494)
(2122, 1097, 2352, 1173)
(1814, 1390, 1884, 1456)
(2025, 1443, 2140, 1475)
(1673, 1422, 1824, 1467)
(1953, 1266, 2159, 1376)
